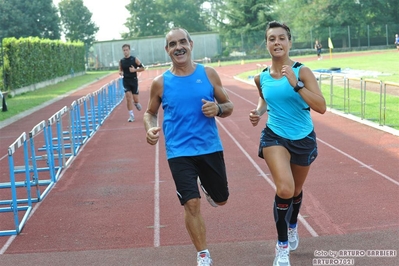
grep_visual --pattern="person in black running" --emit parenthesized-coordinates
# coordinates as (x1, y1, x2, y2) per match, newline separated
(119, 44, 145, 122)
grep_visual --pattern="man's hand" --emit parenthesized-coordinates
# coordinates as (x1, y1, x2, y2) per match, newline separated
(201, 99, 219, 117)
(146, 127, 161, 145)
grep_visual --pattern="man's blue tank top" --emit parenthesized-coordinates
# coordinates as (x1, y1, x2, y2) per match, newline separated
(162, 64, 223, 159)
(260, 62, 313, 140)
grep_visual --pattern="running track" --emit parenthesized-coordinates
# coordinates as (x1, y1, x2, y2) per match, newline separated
(0, 52, 398, 266)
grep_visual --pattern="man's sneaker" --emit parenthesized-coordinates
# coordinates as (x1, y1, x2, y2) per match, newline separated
(128, 115, 135, 122)
(288, 226, 299, 251)
(134, 102, 142, 111)
(197, 252, 213, 266)
(273, 242, 290, 266)
(198, 178, 218, 208)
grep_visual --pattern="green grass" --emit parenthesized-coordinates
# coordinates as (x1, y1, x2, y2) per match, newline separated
(236, 50, 399, 129)
(320, 84, 399, 128)
(238, 50, 399, 83)
(0, 71, 113, 121)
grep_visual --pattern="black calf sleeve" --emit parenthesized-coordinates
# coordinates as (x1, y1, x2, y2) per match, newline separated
(289, 191, 303, 225)
(273, 195, 293, 242)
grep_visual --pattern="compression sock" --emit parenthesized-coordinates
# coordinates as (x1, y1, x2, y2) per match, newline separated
(273, 194, 293, 242)
(289, 191, 303, 228)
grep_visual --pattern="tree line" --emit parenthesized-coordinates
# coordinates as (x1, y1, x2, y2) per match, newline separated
(1, 0, 398, 48)
(0, 0, 98, 47)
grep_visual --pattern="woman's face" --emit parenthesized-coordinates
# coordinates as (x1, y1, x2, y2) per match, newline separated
(266, 27, 292, 57)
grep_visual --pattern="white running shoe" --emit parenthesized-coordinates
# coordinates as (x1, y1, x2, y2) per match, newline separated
(288, 226, 299, 251)
(198, 178, 218, 208)
(128, 115, 135, 122)
(273, 242, 291, 266)
(134, 102, 142, 111)
(197, 252, 213, 266)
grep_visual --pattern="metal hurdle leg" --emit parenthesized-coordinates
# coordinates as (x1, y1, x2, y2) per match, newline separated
(90, 90, 101, 132)
(83, 94, 95, 137)
(68, 101, 80, 156)
(0, 132, 33, 236)
(28, 120, 55, 201)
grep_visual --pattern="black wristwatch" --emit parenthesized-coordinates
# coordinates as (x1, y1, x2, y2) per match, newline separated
(294, 81, 304, 92)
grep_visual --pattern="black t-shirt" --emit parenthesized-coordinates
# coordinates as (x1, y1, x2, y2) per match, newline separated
(120, 56, 139, 80)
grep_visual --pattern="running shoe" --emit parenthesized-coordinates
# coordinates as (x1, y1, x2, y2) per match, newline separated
(288, 226, 299, 251)
(273, 242, 291, 266)
(134, 102, 142, 111)
(128, 115, 135, 122)
(198, 178, 218, 208)
(197, 251, 213, 266)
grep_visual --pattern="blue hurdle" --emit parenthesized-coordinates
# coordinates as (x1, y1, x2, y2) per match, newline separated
(68, 99, 85, 156)
(0, 132, 33, 236)
(27, 120, 56, 201)
(47, 106, 69, 180)
(0, 77, 126, 236)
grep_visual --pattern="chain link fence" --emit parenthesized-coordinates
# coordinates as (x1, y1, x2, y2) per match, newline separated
(90, 32, 221, 70)
(89, 23, 399, 70)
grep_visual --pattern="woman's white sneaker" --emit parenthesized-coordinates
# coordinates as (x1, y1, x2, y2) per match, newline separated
(288, 226, 299, 251)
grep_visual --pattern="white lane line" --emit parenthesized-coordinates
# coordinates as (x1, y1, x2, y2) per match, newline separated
(216, 120, 319, 237)
(318, 138, 399, 187)
(154, 141, 161, 247)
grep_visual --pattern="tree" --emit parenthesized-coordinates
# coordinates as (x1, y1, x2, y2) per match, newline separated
(123, 0, 210, 38)
(220, 0, 274, 34)
(0, 0, 60, 39)
(216, 0, 275, 55)
(58, 0, 98, 47)
(274, 0, 399, 47)
(123, 0, 167, 38)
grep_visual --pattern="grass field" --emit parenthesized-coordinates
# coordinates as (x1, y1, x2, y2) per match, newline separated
(237, 50, 399, 129)
(0, 71, 113, 121)
(238, 50, 399, 83)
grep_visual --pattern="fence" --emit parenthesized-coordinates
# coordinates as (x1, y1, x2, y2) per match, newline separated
(314, 71, 399, 129)
(0, 78, 124, 236)
(88, 23, 399, 70)
(91, 32, 220, 70)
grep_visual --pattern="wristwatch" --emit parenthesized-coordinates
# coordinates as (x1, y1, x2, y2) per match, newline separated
(294, 81, 304, 92)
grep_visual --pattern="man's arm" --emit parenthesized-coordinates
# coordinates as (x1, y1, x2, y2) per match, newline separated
(118, 60, 123, 75)
(204, 66, 234, 118)
(135, 57, 146, 73)
(143, 76, 163, 145)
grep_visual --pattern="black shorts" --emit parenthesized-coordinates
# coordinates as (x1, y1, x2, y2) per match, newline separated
(168, 152, 229, 205)
(258, 126, 318, 166)
(123, 78, 139, 94)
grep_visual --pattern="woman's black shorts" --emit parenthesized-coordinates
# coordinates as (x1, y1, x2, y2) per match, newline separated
(258, 126, 318, 166)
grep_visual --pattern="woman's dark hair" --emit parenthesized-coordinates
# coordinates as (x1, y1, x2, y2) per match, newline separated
(265, 21, 292, 41)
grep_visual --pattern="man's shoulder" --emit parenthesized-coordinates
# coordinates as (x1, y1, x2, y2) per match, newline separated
(121, 56, 135, 60)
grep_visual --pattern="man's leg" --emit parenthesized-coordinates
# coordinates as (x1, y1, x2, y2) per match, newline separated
(132, 93, 142, 111)
(184, 198, 207, 251)
(126, 91, 133, 111)
(125, 91, 135, 121)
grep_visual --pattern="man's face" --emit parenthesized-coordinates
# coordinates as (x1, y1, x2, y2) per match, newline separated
(122, 46, 130, 58)
(165, 29, 193, 63)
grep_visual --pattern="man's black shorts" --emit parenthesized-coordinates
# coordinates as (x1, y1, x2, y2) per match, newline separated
(168, 152, 229, 205)
(123, 78, 139, 94)
(258, 126, 318, 166)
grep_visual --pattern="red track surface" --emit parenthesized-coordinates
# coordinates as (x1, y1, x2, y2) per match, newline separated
(0, 52, 398, 266)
